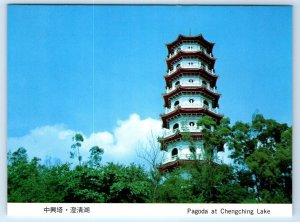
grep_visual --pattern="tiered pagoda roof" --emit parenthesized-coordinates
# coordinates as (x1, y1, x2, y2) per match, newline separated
(162, 85, 221, 108)
(166, 34, 215, 54)
(164, 67, 218, 88)
(166, 50, 216, 70)
(160, 107, 223, 128)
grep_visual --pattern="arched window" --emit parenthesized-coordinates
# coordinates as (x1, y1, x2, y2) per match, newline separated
(174, 100, 180, 107)
(189, 146, 196, 153)
(173, 123, 179, 130)
(176, 63, 181, 68)
(175, 81, 180, 87)
(171, 148, 178, 157)
(189, 122, 195, 126)
(203, 100, 209, 108)
(189, 79, 194, 83)
(189, 99, 194, 103)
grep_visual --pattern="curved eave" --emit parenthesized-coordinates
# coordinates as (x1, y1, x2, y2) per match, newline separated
(158, 159, 219, 173)
(160, 107, 223, 128)
(166, 34, 215, 54)
(159, 132, 204, 147)
(162, 86, 221, 108)
(158, 159, 196, 172)
(164, 68, 218, 88)
(166, 51, 216, 69)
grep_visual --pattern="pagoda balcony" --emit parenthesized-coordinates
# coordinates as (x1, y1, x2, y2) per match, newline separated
(167, 66, 217, 77)
(164, 67, 218, 89)
(167, 48, 213, 60)
(166, 82, 216, 94)
(166, 50, 216, 69)
(165, 105, 219, 114)
(164, 126, 203, 138)
(159, 131, 204, 146)
(161, 107, 223, 128)
(161, 153, 200, 164)
(163, 86, 221, 109)
(159, 157, 221, 172)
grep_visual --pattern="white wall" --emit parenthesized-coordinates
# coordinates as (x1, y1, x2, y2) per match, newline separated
(168, 116, 200, 130)
(171, 76, 200, 88)
(172, 42, 207, 54)
(170, 94, 212, 111)
(172, 58, 202, 70)
(162, 140, 204, 164)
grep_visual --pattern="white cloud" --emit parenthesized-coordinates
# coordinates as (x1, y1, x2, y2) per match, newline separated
(8, 113, 235, 167)
(8, 114, 162, 166)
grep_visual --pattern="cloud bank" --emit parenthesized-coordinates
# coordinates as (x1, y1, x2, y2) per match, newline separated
(8, 113, 163, 166)
(8, 113, 234, 167)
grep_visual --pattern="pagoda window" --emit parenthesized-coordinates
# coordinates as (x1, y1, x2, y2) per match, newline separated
(189, 99, 194, 103)
(189, 122, 195, 127)
(175, 81, 180, 87)
(203, 100, 209, 108)
(174, 100, 180, 107)
(176, 63, 181, 68)
(189, 146, 196, 153)
(202, 80, 207, 87)
(173, 123, 179, 130)
(176, 48, 181, 52)
(171, 148, 178, 157)
(189, 79, 194, 83)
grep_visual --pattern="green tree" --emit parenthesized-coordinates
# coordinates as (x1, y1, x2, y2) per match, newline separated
(8, 148, 45, 202)
(63, 165, 106, 203)
(189, 163, 254, 203)
(229, 114, 292, 203)
(63, 163, 151, 203)
(87, 146, 104, 168)
(101, 163, 151, 203)
(41, 163, 71, 202)
(197, 116, 231, 161)
(70, 133, 84, 166)
(156, 168, 194, 203)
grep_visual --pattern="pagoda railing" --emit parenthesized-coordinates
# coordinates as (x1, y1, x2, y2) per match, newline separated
(165, 105, 219, 114)
(166, 82, 216, 93)
(162, 153, 201, 164)
(167, 48, 213, 60)
(167, 66, 216, 76)
(164, 126, 203, 137)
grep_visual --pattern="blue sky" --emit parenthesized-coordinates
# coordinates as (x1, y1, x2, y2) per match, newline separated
(8, 5, 292, 164)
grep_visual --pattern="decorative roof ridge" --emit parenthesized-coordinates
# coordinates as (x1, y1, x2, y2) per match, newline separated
(166, 34, 215, 49)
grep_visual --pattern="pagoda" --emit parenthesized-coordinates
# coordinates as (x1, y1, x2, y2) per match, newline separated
(159, 34, 223, 172)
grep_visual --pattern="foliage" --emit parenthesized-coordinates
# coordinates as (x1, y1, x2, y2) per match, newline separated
(197, 116, 231, 160)
(7, 114, 292, 203)
(8, 148, 150, 203)
(70, 133, 84, 166)
(228, 114, 292, 203)
(88, 146, 104, 168)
